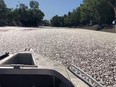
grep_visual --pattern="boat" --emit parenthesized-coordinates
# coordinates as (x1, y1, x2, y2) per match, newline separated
(0, 51, 103, 87)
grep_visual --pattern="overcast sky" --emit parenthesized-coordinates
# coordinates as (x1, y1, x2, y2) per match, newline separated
(4, 0, 83, 20)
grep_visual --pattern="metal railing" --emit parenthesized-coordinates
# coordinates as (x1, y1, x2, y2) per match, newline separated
(68, 65, 103, 87)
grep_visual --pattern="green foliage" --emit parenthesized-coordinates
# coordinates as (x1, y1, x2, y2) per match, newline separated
(0, 0, 44, 27)
(42, 20, 50, 26)
(13, 1, 44, 27)
(0, 0, 115, 27)
(51, 0, 115, 27)
(50, 15, 64, 27)
(0, 0, 9, 26)
(30, 1, 39, 10)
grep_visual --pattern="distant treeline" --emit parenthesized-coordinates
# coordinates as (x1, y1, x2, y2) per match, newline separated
(50, 0, 115, 28)
(0, 0, 115, 27)
(0, 0, 44, 27)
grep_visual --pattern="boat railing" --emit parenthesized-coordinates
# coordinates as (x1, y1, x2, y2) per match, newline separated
(68, 65, 103, 87)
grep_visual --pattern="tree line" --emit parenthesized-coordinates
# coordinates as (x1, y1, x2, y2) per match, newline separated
(0, 0, 44, 27)
(0, 0, 115, 27)
(50, 0, 115, 28)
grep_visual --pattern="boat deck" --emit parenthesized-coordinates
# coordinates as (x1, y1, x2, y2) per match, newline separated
(32, 52, 89, 87)
(0, 51, 102, 87)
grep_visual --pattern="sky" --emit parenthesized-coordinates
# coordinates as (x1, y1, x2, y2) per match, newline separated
(4, 0, 83, 20)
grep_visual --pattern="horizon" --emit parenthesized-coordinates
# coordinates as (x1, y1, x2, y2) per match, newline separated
(4, 0, 83, 20)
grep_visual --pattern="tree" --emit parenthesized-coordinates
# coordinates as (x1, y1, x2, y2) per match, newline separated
(50, 0, 115, 27)
(27, 0, 44, 26)
(10, 0, 44, 27)
(79, 0, 115, 25)
(50, 15, 64, 27)
(105, 0, 115, 22)
(30, 0, 39, 10)
(0, 0, 8, 26)
(42, 20, 50, 26)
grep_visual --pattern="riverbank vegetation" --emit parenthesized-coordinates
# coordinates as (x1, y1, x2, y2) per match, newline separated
(0, 0, 115, 29)
(0, 0, 44, 27)
(50, 0, 115, 30)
